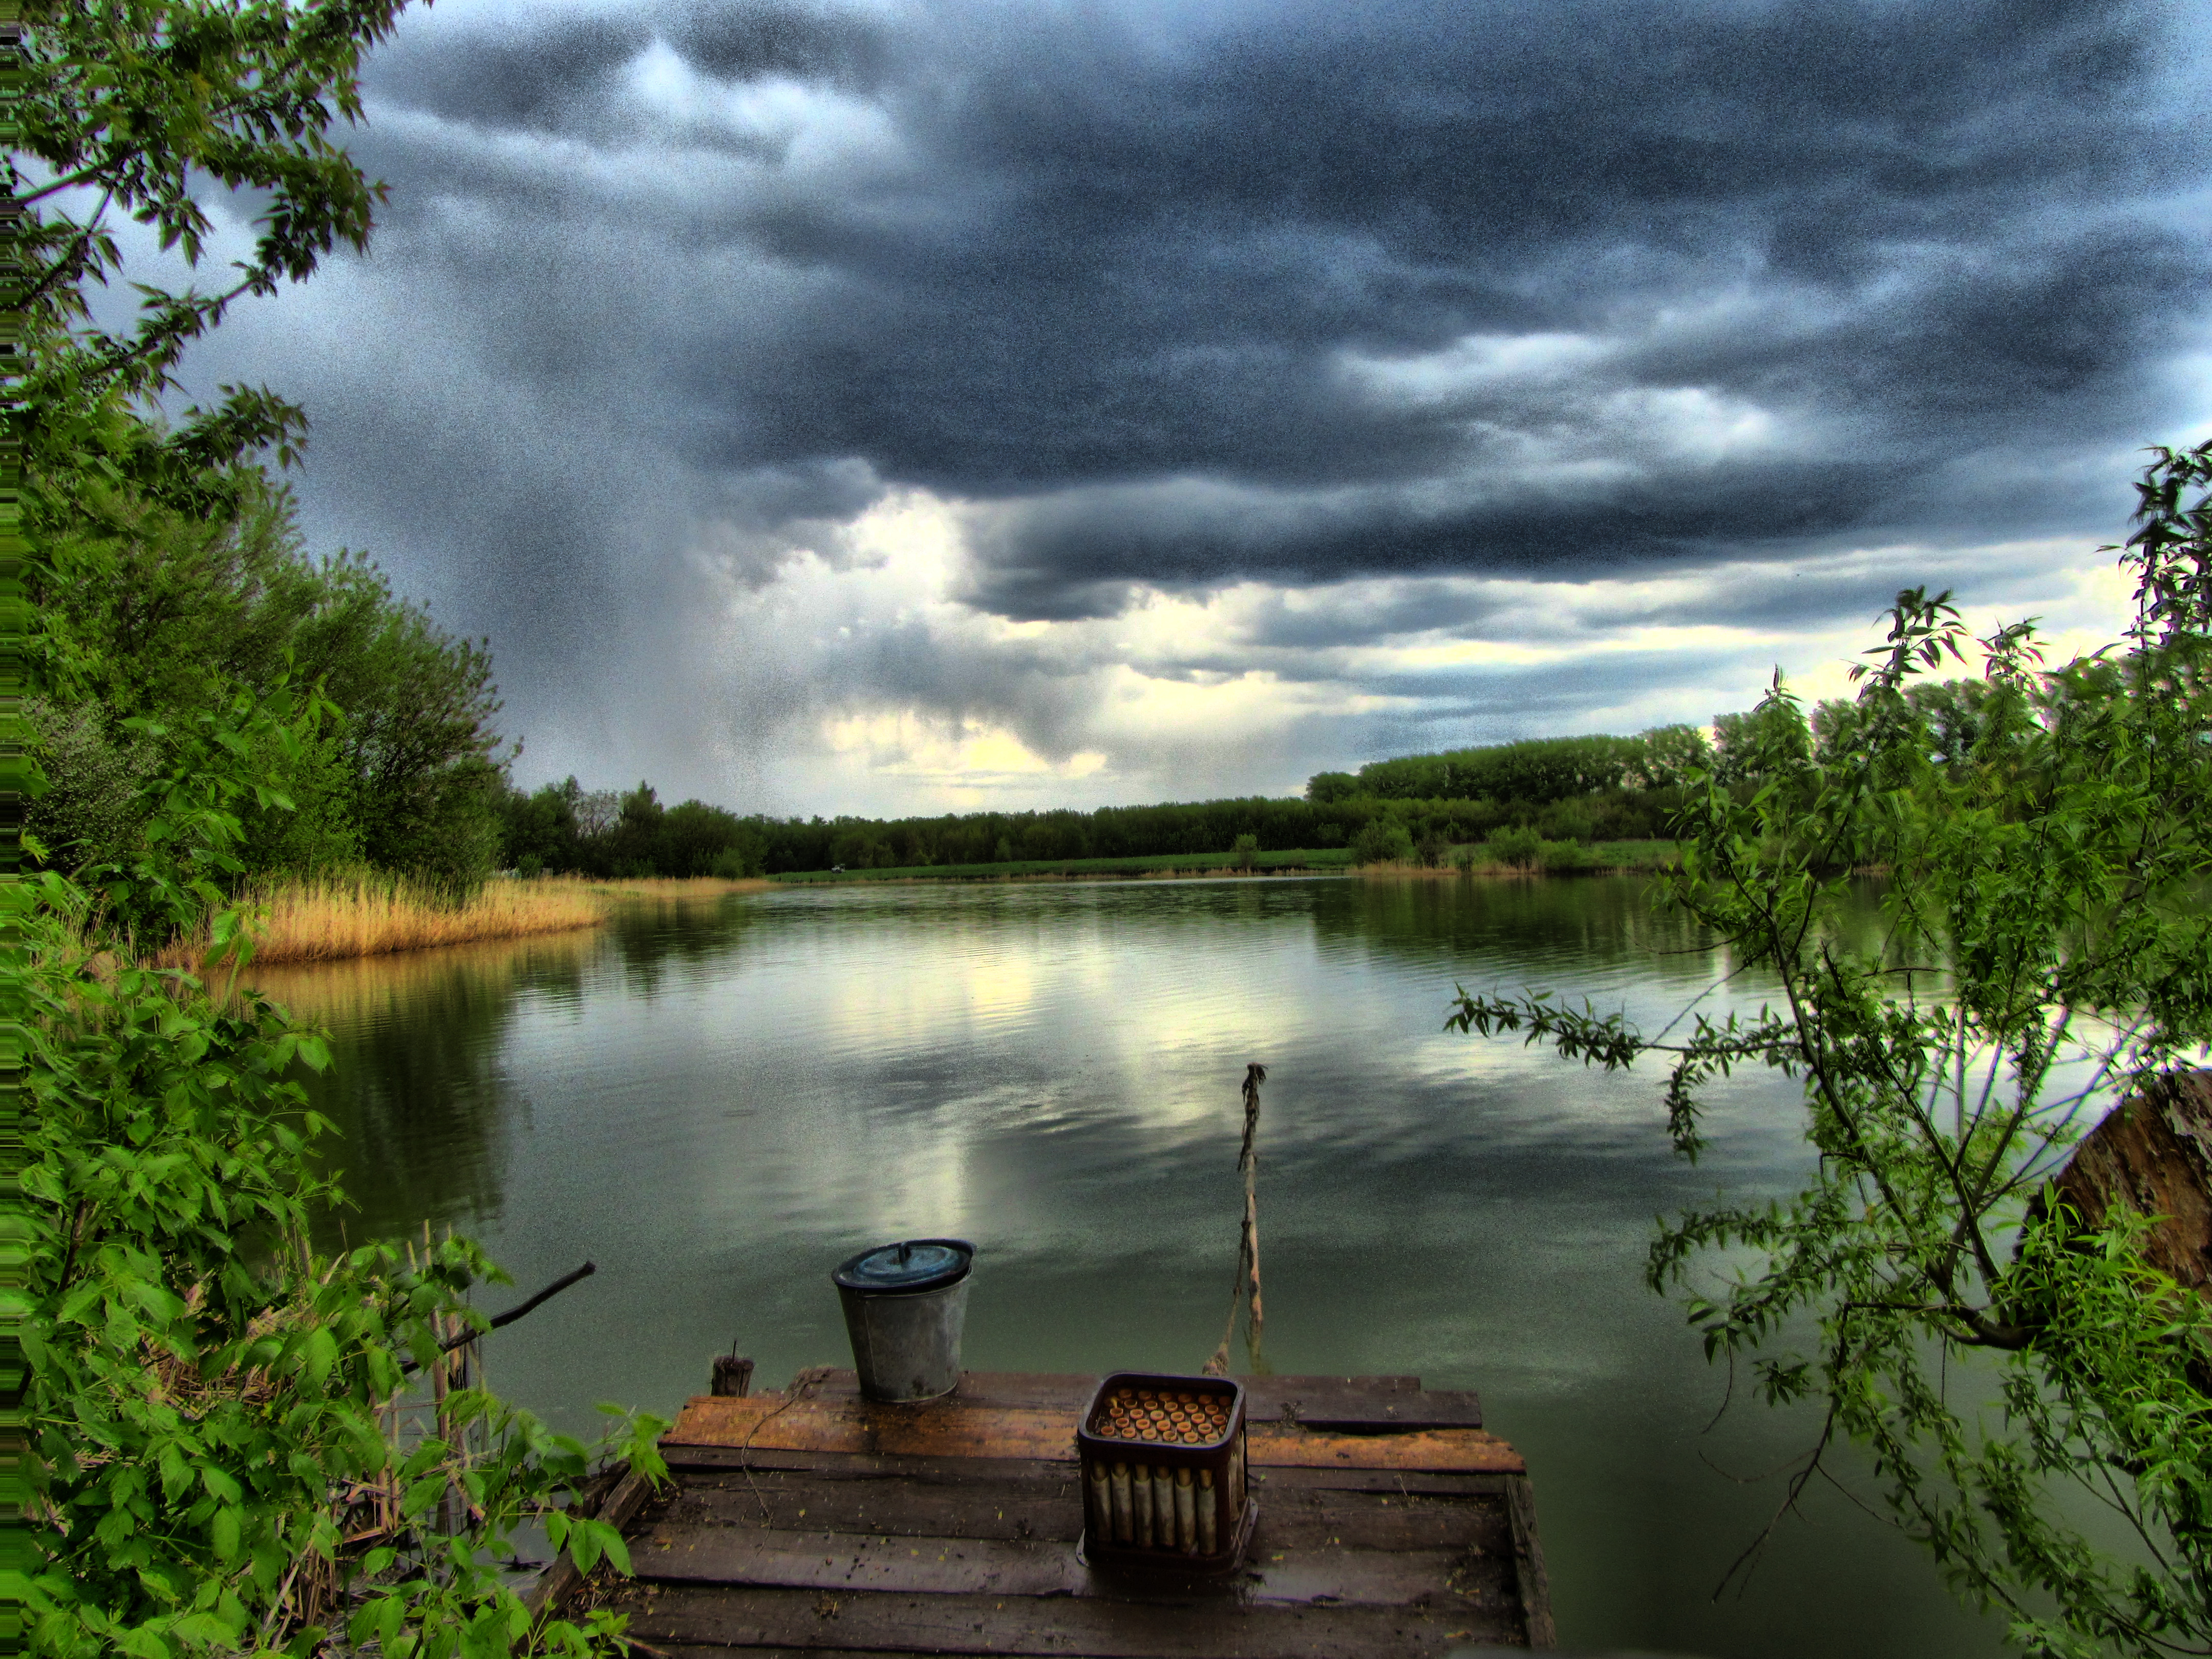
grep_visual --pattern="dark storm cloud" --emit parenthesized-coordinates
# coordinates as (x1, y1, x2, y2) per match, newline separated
(348, 0, 2206, 625)
(166, 0, 2205, 810)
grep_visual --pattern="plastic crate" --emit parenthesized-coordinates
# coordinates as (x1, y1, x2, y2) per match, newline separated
(1076, 1372, 1254, 1573)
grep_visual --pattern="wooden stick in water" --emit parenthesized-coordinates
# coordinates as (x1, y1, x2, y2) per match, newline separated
(1205, 1062, 1266, 1374)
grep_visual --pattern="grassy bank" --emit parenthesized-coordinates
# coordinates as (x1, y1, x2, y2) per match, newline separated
(151, 871, 764, 967)
(770, 840, 1682, 884)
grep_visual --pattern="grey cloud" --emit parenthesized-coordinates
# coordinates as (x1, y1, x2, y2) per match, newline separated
(664, 0, 890, 86)
(352, 0, 2207, 581)
(188, 0, 2210, 805)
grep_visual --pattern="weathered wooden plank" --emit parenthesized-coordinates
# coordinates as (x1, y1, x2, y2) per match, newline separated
(1504, 1474, 1555, 1650)
(658, 1445, 1519, 1499)
(658, 1473, 1509, 1554)
(1250, 1428, 1522, 1475)
(1246, 1467, 1518, 1498)
(666, 1398, 1522, 1476)
(667, 1398, 1077, 1460)
(635, 1526, 1086, 1598)
(661, 1448, 1080, 1483)
(799, 1373, 1420, 1405)
(633, 1523, 1514, 1614)
(610, 1581, 1520, 1657)
(651, 1470, 1082, 1542)
(1264, 1387, 1482, 1434)
(726, 1372, 1474, 1431)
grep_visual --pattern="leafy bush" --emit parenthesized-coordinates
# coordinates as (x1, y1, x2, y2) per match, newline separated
(1484, 824, 1544, 869)
(1350, 819, 1415, 865)
(1535, 837, 1592, 873)
(1231, 832, 1259, 870)
(11, 6, 665, 1653)
(1447, 444, 2212, 1655)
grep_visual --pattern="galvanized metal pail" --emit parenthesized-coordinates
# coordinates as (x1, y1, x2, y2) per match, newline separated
(832, 1238, 975, 1402)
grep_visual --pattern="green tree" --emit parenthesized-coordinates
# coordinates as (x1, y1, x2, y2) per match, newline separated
(1445, 444, 2212, 1656)
(1709, 689, 1814, 784)
(1350, 818, 1414, 866)
(498, 777, 586, 876)
(11, 4, 658, 1653)
(297, 554, 507, 885)
(34, 471, 506, 883)
(1628, 722, 1715, 789)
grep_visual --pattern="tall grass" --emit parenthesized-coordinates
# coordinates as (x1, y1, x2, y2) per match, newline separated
(150, 871, 759, 968)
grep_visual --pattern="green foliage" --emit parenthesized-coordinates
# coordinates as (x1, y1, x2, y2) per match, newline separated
(1231, 833, 1260, 870)
(16, 0, 413, 427)
(1708, 693, 1814, 784)
(1335, 726, 1713, 803)
(10, 4, 661, 1653)
(497, 778, 766, 878)
(32, 465, 508, 887)
(1443, 443, 2212, 1655)
(1484, 824, 1544, 869)
(1534, 837, 1591, 873)
(25, 680, 664, 1657)
(1351, 819, 1415, 866)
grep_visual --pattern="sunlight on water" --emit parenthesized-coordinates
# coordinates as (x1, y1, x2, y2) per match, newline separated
(264, 874, 2006, 1659)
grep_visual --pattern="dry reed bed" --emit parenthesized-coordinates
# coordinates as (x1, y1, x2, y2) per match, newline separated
(150, 873, 763, 968)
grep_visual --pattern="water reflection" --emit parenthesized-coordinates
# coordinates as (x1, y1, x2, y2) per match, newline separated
(254, 930, 597, 1243)
(251, 874, 2004, 1659)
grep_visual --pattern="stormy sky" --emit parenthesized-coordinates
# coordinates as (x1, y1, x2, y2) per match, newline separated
(152, 0, 2212, 814)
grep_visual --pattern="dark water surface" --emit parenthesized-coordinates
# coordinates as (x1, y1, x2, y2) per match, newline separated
(260, 875, 2005, 1659)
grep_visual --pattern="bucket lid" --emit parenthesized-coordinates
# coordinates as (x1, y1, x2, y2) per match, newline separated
(833, 1238, 974, 1293)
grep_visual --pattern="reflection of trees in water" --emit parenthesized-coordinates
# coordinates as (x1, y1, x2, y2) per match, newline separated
(249, 932, 598, 1250)
(1318, 873, 1715, 982)
(244, 896, 757, 1249)
(603, 892, 754, 1003)
(1316, 871, 1890, 989)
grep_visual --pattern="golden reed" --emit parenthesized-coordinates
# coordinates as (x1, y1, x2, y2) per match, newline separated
(148, 871, 763, 968)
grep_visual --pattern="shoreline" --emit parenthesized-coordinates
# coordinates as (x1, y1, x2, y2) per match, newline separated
(765, 841, 1685, 886)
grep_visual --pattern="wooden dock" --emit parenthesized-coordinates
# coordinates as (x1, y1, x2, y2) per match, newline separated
(564, 1367, 1555, 1655)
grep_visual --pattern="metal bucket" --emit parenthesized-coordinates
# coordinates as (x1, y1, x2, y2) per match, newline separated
(832, 1239, 975, 1402)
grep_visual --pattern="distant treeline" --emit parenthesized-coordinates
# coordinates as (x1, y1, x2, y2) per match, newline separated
(495, 779, 1669, 878)
(498, 682, 2017, 879)
(1308, 727, 1713, 804)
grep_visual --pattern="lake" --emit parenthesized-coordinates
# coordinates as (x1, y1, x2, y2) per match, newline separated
(260, 873, 2008, 1658)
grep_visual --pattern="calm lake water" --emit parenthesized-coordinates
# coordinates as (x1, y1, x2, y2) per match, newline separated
(259, 874, 2007, 1658)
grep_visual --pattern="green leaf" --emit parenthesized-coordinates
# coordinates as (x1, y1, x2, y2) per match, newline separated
(154, 1440, 194, 1503)
(300, 1326, 337, 1390)
(170, 1611, 233, 1646)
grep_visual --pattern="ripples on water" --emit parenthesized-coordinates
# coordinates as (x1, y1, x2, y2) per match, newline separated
(257, 874, 2004, 1659)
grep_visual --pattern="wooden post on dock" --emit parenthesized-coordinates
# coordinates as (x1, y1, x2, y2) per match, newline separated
(711, 1353, 755, 1397)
